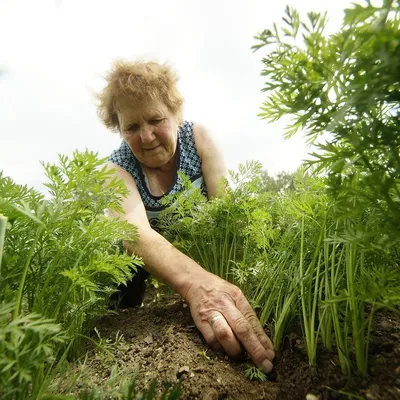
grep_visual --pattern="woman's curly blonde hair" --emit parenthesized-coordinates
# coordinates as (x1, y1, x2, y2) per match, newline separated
(96, 60, 184, 132)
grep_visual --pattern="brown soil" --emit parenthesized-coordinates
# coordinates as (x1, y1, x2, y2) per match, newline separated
(93, 288, 400, 400)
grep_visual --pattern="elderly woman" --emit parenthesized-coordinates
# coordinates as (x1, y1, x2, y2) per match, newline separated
(97, 60, 275, 373)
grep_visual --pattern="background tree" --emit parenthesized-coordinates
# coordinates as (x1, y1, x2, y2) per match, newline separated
(257, 170, 295, 194)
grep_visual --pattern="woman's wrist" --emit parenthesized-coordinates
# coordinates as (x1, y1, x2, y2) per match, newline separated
(127, 229, 210, 299)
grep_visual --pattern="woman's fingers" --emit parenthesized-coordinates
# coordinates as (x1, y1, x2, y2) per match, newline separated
(235, 295, 275, 359)
(196, 319, 223, 351)
(185, 274, 275, 373)
(223, 303, 274, 373)
(208, 313, 243, 358)
(195, 313, 243, 357)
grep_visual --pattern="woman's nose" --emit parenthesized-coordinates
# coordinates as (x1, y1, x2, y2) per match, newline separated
(139, 124, 155, 143)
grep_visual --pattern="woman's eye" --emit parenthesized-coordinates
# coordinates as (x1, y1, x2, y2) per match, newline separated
(150, 119, 164, 125)
(127, 125, 139, 133)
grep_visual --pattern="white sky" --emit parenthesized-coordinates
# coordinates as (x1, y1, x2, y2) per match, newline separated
(0, 0, 353, 192)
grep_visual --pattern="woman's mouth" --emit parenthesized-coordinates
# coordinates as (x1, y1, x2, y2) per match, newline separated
(143, 145, 161, 152)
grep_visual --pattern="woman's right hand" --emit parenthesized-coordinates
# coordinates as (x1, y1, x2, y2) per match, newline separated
(183, 271, 275, 373)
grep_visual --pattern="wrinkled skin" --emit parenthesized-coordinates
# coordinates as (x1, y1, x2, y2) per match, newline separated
(185, 272, 275, 373)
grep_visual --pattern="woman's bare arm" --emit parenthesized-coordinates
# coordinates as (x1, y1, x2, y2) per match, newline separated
(193, 123, 227, 198)
(106, 161, 275, 373)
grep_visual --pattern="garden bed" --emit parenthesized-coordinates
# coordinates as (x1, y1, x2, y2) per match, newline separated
(90, 288, 400, 400)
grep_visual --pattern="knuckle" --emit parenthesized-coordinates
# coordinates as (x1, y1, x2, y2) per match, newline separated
(198, 309, 210, 322)
(230, 286, 243, 300)
(219, 293, 234, 309)
(245, 313, 259, 325)
(259, 334, 273, 348)
(214, 326, 233, 341)
(198, 306, 215, 322)
(234, 316, 251, 336)
(251, 345, 269, 365)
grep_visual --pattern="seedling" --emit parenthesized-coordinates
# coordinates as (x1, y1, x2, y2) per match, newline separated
(244, 365, 268, 382)
(198, 349, 211, 360)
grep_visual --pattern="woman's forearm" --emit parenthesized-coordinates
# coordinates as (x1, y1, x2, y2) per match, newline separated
(123, 228, 211, 300)
(123, 225, 275, 373)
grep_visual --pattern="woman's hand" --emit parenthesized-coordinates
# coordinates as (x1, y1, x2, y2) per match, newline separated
(184, 272, 275, 373)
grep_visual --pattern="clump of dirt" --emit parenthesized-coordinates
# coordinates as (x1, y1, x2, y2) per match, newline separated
(92, 289, 400, 400)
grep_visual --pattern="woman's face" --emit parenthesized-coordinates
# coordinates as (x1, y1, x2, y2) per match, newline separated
(117, 99, 179, 169)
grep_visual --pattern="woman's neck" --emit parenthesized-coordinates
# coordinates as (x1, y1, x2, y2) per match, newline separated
(145, 154, 177, 173)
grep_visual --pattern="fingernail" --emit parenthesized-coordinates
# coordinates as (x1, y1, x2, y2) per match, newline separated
(261, 359, 273, 374)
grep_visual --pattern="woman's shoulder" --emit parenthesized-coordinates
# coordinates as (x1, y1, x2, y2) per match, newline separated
(188, 122, 219, 159)
(179, 120, 209, 145)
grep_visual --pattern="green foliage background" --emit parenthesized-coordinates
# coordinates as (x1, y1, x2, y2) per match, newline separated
(253, 0, 400, 248)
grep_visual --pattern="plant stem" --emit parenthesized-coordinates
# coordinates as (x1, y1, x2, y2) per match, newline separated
(329, 238, 350, 375)
(13, 225, 43, 319)
(346, 242, 366, 375)
(300, 215, 326, 366)
(0, 214, 7, 277)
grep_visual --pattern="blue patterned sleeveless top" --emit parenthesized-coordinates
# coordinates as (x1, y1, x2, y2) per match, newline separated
(109, 121, 207, 231)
